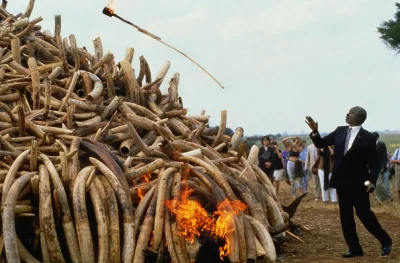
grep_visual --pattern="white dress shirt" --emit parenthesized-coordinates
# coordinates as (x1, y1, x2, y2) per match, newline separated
(346, 125, 361, 152)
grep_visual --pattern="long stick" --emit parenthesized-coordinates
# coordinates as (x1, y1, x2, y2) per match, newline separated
(373, 192, 383, 205)
(103, 8, 224, 89)
(286, 230, 305, 243)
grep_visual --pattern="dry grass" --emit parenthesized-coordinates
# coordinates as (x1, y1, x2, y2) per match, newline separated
(371, 201, 400, 218)
(276, 174, 400, 219)
(279, 175, 400, 262)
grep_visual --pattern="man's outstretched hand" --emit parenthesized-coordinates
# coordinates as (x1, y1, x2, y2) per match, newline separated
(365, 181, 375, 193)
(305, 116, 318, 133)
(366, 184, 375, 193)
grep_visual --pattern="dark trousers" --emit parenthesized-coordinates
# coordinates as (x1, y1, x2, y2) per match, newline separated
(336, 184, 391, 250)
(260, 167, 273, 182)
(267, 170, 274, 182)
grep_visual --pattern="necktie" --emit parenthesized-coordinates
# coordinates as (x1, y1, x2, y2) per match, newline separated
(344, 127, 352, 154)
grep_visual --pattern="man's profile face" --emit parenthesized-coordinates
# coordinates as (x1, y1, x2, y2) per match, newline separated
(345, 108, 359, 126)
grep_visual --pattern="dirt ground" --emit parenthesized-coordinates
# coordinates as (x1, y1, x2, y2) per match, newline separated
(277, 180, 400, 263)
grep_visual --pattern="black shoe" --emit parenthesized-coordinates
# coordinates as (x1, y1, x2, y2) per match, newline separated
(381, 240, 392, 257)
(342, 250, 364, 258)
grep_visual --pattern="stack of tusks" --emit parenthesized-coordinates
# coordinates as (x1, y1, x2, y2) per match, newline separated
(0, 1, 305, 263)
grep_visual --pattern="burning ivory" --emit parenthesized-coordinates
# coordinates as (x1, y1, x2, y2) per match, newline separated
(0, 1, 308, 263)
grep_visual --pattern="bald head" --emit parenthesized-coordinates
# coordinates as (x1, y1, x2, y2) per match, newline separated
(346, 106, 367, 126)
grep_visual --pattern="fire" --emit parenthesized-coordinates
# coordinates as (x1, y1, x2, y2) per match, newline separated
(143, 173, 151, 183)
(106, 0, 116, 11)
(166, 189, 213, 243)
(166, 187, 246, 259)
(137, 188, 144, 202)
(103, 0, 116, 17)
(132, 172, 152, 186)
(103, 7, 114, 16)
(226, 200, 247, 215)
(214, 200, 238, 259)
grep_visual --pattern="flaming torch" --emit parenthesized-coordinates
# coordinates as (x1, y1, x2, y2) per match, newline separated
(102, 1, 225, 89)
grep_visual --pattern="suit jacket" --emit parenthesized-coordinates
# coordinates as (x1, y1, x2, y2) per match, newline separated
(309, 126, 379, 188)
(305, 144, 317, 170)
(258, 146, 274, 176)
(377, 141, 388, 172)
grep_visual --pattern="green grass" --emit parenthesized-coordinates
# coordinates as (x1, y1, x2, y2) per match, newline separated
(380, 134, 400, 155)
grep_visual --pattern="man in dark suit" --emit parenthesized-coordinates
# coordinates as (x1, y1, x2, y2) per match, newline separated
(372, 132, 392, 202)
(258, 136, 274, 181)
(305, 106, 392, 258)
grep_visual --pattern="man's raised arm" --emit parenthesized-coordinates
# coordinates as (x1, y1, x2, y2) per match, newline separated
(305, 116, 335, 148)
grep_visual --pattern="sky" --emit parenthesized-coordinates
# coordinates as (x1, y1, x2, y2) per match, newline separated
(7, 0, 400, 135)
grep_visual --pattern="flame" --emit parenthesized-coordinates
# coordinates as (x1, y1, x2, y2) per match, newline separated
(143, 173, 151, 183)
(104, 7, 114, 16)
(214, 200, 237, 258)
(103, 0, 116, 16)
(137, 188, 144, 202)
(132, 172, 151, 186)
(166, 186, 246, 260)
(106, 0, 116, 11)
(226, 200, 247, 215)
(166, 188, 213, 243)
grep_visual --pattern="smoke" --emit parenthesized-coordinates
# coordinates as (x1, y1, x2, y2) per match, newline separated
(106, 0, 116, 10)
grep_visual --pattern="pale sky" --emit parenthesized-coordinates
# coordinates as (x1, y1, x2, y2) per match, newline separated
(8, 1, 400, 135)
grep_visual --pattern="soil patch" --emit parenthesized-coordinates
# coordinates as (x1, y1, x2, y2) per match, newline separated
(278, 182, 400, 262)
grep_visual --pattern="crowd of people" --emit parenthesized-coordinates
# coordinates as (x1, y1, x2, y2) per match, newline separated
(257, 133, 400, 204)
(257, 135, 337, 203)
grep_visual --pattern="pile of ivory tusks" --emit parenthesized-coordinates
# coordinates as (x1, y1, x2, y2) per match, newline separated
(0, 1, 293, 263)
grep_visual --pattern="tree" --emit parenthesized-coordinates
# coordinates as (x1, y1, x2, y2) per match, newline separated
(378, 3, 400, 53)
